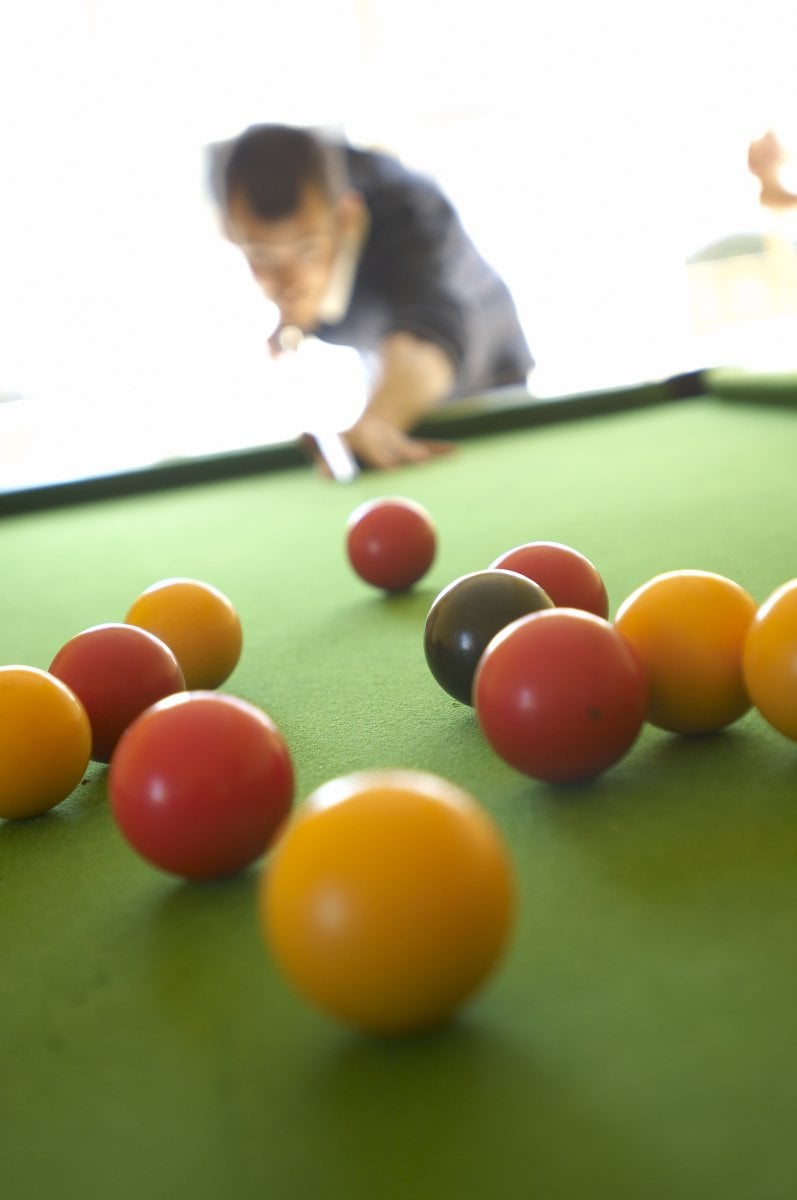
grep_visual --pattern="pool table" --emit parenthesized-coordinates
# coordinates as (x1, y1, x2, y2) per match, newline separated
(2, 371, 797, 1200)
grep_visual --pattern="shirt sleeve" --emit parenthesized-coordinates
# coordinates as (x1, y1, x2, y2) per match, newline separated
(361, 178, 473, 373)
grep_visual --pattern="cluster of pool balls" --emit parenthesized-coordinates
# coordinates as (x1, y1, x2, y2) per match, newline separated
(2, 496, 796, 1038)
(346, 493, 797, 776)
(0, 566, 514, 1035)
(0, 579, 300, 900)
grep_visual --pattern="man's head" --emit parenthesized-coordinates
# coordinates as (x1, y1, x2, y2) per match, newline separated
(219, 124, 361, 332)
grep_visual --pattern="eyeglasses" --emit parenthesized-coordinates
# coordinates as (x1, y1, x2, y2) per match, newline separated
(238, 231, 336, 274)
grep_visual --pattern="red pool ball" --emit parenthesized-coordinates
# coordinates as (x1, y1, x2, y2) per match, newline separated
(490, 541, 609, 618)
(473, 608, 648, 783)
(49, 623, 186, 762)
(346, 497, 436, 591)
(109, 692, 294, 880)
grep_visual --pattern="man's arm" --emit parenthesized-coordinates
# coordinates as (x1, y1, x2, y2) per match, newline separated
(340, 331, 457, 470)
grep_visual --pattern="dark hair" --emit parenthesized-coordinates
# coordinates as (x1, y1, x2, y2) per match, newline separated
(219, 124, 348, 219)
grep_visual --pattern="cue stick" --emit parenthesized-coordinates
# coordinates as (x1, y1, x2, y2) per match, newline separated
(277, 325, 360, 483)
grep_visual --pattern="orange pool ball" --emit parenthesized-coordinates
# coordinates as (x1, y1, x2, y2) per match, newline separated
(614, 569, 757, 735)
(125, 577, 243, 690)
(0, 666, 92, 819)
(260, 770, 516, 1036)
(742, 579, 797, 742)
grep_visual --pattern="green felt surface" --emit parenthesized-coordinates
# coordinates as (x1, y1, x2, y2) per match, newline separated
(2, 392, 797, 1200)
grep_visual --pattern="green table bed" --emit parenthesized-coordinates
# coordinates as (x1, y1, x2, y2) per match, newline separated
(2, 372, 797, 1200)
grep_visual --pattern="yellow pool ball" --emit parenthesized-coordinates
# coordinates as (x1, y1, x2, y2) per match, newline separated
(615, 569, 757, 735)
(125, 577, 243, 690)
(742, 578, 797, 742)
(0, 666, 92, 819)
(259, 769, 516, 1036)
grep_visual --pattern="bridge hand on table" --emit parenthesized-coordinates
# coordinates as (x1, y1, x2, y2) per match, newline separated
(306, 411, 455, 478)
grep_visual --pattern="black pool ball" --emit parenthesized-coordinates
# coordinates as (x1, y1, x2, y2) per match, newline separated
(424, 569, 553, 705)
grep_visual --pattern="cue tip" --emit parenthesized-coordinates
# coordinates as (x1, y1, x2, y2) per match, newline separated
(306, 432, 360, 483)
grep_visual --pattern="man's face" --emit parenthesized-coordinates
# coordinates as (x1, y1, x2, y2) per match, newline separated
(225, 185, 342, 332)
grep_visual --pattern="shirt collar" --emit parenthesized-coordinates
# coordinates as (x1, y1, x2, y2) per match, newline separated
(318, 203, 370, 324)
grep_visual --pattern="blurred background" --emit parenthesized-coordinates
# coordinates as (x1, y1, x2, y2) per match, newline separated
(1, 0, 796, 486)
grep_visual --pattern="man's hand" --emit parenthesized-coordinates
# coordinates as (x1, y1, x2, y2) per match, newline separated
(341, 410, 454, 471)
(301, 331, 457, 475)
(301, 413, 453, 477)
(333, 332, 456, 472)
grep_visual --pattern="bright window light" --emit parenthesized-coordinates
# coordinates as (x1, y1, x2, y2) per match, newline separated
(1, 0, 795, 482)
